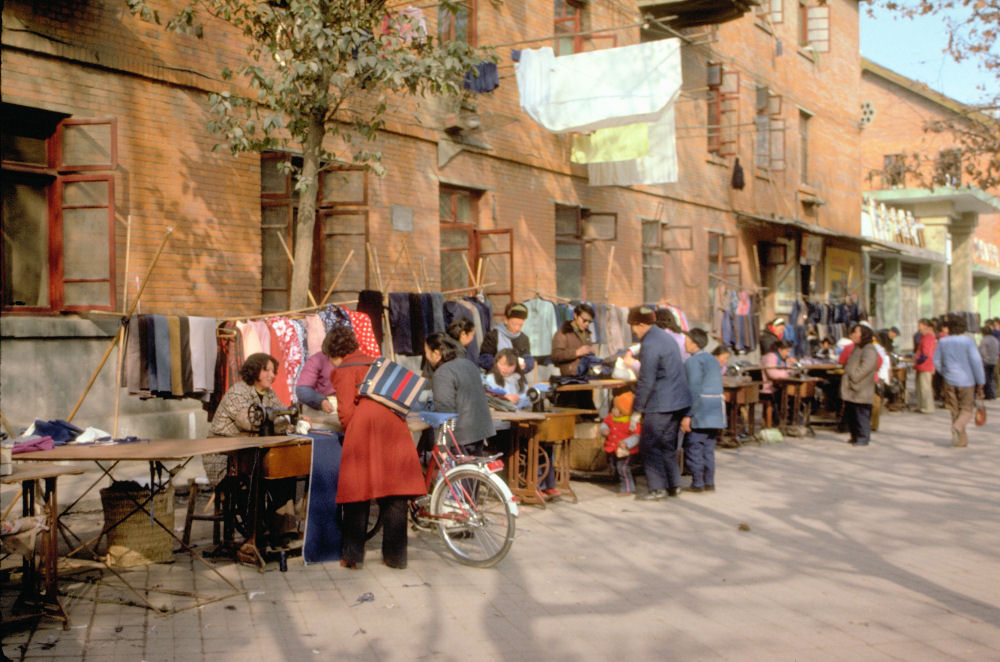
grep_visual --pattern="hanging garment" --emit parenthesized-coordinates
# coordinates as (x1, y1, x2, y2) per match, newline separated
(168, 316, 184, 396)
(305, 314, 326, 357)
(522, 297, 558, 357)
(587, 105, 677, 186)
(731, 157, 745, 189)
(151, 314, 172, 394)
(463, 61, 500, 93)
(388, 293, 413, 355)
(251, 320, 272, 355)
(571, 123, 650, 164)
(357, 290, 384, 346)
(266, 323, 292, 405)
(179, 317, 194, 395)
(269, 317, 304, 401)
(514, 40, 682, 134)
(409, 293, 426, 356)
(347, 310, 381, 357)
(189, 316, 218, 395)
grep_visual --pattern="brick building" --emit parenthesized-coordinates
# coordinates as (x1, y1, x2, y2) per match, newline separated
(2, 0, 869, 435)
(860, 58, 1000, 339)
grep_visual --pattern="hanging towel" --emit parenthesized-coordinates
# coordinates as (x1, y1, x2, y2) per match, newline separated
(515, 39, 682, 134)
(587, 105, 678, 186)
(168, 316, 184, 396)
(463, 61, 500, 93)
(189, 316, 218, 394)
(571, 123, 649, 164)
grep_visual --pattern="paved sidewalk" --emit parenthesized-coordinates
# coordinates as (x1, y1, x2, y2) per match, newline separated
(3, 401, 999, 661)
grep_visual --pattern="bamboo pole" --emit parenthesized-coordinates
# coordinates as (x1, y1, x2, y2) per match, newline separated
(67, 227, 174, 423)
(319, 249, 355, 306)
(0, 409, 16, 438)
(461, 254, 477, 289)
(275, 231, 318, 307)
(112, 216, 133, 438)
(1, 489, 22, 521)
(216, 298, 359, 322)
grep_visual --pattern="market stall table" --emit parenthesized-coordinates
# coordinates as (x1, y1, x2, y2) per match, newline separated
(13, 435, 308, 612)
(721, 377, 760, 446)
(2, 463, 85, 628)
(772, 376, 823, 436)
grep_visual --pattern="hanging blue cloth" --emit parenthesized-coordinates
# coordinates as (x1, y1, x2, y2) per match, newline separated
(463, 61, 500, 93)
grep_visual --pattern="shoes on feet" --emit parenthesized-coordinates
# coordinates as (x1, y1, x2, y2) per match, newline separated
(687, 486, 703, 493)
(383, 559, 406, 569)
(636, 489, 667, 501)
(704, 485, 716, 492)
(617, 491, 634, 497)
(667, 487, 682, 497)
(542, 488, 562, 497)
(340, 559, 362, 569)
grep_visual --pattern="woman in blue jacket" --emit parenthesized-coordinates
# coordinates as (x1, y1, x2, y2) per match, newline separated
(680, 329, 725, 492)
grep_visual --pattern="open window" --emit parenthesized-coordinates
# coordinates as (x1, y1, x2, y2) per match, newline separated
(707, 64, 740, 157)
(755, 88, 785, 171)
(438, 0, 476, 45)
(2, 105, 117, 312)
(799, 1, 830, 53)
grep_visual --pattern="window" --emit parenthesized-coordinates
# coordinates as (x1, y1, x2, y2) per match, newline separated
(755, 0, 783, 24)
(708, 231, 739, 316)
(553, 0, 615, 55)
(934, 149, 962, 187)
(707, 64, 740, 157)
(440, 187, 479, 292)
(882, 154, 906, 188)
(799, 2, 830, 52)
(798, 110, 811, 185)
(642, 218, 664, 303)
(555, 204, 584, 300)
(1, 104, 117, 312)
(261, 154, 367, 312)
(755, 87, 785, 171)
(438, 0, 475, 45)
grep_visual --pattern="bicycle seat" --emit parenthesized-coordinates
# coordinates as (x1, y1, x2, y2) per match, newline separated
(418, 411, 458, 428)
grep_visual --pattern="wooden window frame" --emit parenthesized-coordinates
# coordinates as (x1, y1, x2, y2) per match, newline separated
(555, 203, 585, 300)
(707, 65, 740, 157)
(798, 109, 811, 185)
(438, 0, 477, 46)
(440, 186, 480, 290)
(2, 113, 117, 313)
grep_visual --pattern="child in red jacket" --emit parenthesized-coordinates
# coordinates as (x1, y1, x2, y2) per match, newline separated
(601, 392, 641, 495)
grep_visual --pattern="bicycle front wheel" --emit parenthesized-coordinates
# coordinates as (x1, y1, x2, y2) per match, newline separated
(430, 468, 515, 568)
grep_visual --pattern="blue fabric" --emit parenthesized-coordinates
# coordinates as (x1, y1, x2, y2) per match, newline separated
(633, 325, 691, 415)
(683, 350, 726, 429)
(388, 293, 412, 355)
(303, 432, 343, 564)
(463, 61, 500, 93)
(639, 410, 683, 491)
(683, 429, 717, 488)
(31, 419, 83, 445)
(429, 293, 446, 333)
(418, 411, 458, 428)
(296, 385, 327, 410)
(934, 335, 986, 387)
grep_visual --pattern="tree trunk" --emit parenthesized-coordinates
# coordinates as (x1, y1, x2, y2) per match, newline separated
(289, 113, 326, 310)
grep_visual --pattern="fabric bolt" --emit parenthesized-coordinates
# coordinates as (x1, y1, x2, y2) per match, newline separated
(167, 316, 183, 396)
(347, 310, 381, 357)
(265, 324, 292, 405)
(587, 105, 677, 186)
(236, 321, 262, 358)
(388, 293, 413, 355)
(139, 315, 154, 393)
(188, 317, 218, 394)
(306, 315, 326, 357)
(124, 316, 142, 395)
(515, 40, 682, 134)
(179, 317, 194, 395)
(356, 290, 384, 346)
(409, 293, 427, 356)
(429, 293, 446, 334)
(150, 314, 172, 394)
(571, 123, 649, 163)
(269, 317, 305, 400)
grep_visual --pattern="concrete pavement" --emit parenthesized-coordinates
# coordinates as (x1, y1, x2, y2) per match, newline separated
(3, 400, 999, 661)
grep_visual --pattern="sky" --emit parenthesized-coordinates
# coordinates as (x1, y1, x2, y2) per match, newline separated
(860, 4, 999, 107)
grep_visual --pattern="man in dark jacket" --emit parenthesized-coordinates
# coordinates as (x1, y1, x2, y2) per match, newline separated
(629, 305, 692, 501)
(551, 303, 597, 410)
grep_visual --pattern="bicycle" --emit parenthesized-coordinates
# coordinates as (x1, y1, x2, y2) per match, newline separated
(366, 411, 518, 567)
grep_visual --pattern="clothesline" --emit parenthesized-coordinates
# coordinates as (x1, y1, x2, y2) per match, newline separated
(709, 272, 768, 293)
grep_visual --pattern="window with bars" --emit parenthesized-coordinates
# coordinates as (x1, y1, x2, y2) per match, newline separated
(261, 154, 367, 312)
(799, 1, 830, 52)
(2, 104, 117, 312)
(755, 87, 785, 171)
(707, 64, 740, 157)
(438, 0, 475, 45)
(642, 218, 664, 304)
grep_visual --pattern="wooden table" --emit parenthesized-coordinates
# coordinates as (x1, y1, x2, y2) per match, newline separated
(510, 408, 587, 507)
(14, 435, 307, 611)
(722, 377, 761, 446)
(773, 376, 822, 436)
(3, 463, 85, 628)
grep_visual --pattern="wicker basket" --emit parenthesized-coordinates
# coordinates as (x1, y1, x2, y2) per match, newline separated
(100, 486, 175, 567)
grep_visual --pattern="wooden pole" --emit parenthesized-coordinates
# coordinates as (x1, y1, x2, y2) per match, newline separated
(461, 254, 477, 290)
(112, 216, 133, 438)
(319, 249, 355, 306)
(0, 409, 16, 438)
(67, 227, 174, 423)
(275, 231, 318, 307)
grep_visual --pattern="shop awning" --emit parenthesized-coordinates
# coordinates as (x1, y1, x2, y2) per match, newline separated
(735, 213, 900, 252)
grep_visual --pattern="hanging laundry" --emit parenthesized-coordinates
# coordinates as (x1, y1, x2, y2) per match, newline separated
(514, 40, 682, 134)
(347, 310, 381, 357)
(463, 61, 500, 93)
(571, 123, 649, 164)
(586, 105, 678, 186)
(357, 289, 384, 346)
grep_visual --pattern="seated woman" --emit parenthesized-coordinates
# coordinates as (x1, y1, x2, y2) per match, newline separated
(295, 329, 340, 417)
(759, 339, 793, 429)
(447, 317, 479, 364)
(326, 326, 425, 569)
(477, 302, 535, 373)
(485, 348, 559, 498)
(425, 332, 496, 455)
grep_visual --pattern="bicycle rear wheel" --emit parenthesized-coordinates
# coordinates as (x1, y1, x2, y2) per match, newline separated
(430, 468, 515, 568)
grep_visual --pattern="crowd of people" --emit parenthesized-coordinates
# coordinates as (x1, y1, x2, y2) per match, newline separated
(210, 302, 998, 567)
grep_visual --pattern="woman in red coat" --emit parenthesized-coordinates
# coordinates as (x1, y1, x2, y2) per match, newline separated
(327, 326, 424, 569)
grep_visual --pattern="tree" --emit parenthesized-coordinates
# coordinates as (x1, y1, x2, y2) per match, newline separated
(127, 0, 492, 308)
(867, 1, 1000, 191)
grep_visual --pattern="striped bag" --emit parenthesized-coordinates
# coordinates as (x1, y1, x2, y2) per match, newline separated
(358, 358, 426, 415)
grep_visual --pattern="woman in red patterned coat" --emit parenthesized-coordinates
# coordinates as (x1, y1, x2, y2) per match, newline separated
(328, 326, 424, 569)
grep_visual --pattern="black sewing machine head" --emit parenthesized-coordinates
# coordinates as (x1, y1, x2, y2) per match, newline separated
(526, 387, 553, 413)
(247, 404, 298, 436)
